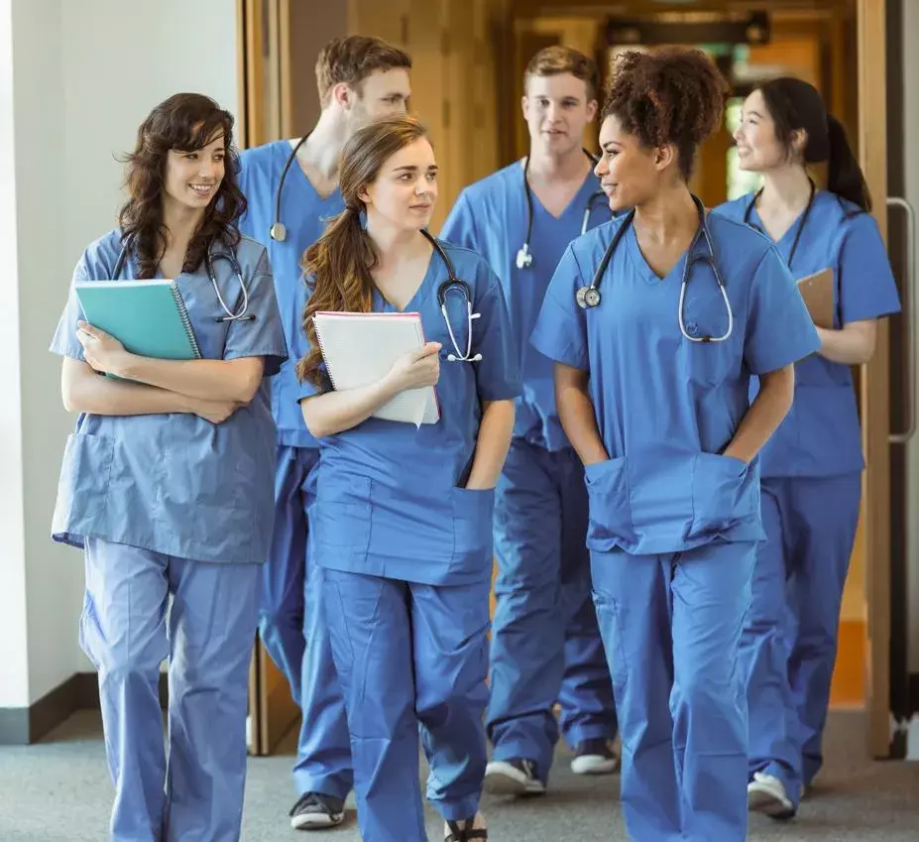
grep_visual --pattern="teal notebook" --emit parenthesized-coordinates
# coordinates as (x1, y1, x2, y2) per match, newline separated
(75, 279, 201, 360)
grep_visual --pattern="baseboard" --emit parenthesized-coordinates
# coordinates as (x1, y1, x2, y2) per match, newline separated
(0, 672, 169, 746)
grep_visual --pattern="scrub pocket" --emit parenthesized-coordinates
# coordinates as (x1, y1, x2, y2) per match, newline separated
(451, 486, 495, 572)
(54, 433, 115, 532)
(583, 457, 634, 552)
(688, 453, 755, 539)
(313, 471, 372, 558)
(678, 335, 737, 388)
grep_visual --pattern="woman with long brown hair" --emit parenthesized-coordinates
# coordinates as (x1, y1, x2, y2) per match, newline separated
(294, 115, 519, 841)
(49, 93, 287, 841)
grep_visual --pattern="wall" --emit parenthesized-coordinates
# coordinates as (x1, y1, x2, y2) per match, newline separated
(905, 0, 919, 676)
(0, 0, 30, 710)
(1, 0, 240, 714)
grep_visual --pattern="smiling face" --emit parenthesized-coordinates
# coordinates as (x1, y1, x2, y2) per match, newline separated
(593, 114, 667, 212)
(361, 136, 438, 232)
(162, 131, 226, 213)
(733, 88, 797, 173)
(522, 72, 597, 158)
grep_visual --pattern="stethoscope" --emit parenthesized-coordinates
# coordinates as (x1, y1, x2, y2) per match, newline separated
(113, 236, 254, 322)
(270, 134, 310, 242)
(576, 195, 734, 343)
(516, 149, 609, 270)
(742, 177, 816, 269)
(420, 228, 482, 362)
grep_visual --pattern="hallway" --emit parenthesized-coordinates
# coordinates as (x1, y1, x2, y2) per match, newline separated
(1, 709, 916, 841)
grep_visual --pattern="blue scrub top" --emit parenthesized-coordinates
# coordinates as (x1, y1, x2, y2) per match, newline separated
(531, 213, 821, 557)
(716, 191, 901, 477)
(295, 241, 521, 586)
(238, 140, 345, 448)
(440, 162, 611, 452)
(50, 230, 288, 565)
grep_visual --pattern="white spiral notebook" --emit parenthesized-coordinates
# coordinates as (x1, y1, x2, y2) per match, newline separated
(312, 311, 440, 427)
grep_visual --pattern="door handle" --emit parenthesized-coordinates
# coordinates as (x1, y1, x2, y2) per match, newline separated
(888, 196, 916, 444)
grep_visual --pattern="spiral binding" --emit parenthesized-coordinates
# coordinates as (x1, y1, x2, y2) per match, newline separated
(312, 317, 339, 390)
(170, 282, 202, 359)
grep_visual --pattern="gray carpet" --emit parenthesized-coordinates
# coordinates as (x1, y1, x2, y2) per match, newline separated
(0, 710, 917, 841)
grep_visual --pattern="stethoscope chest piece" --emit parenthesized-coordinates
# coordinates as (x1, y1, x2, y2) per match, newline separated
(516, 245, 533, 270)
(269, 222, 287, 242)
(576, 285, 601, 309)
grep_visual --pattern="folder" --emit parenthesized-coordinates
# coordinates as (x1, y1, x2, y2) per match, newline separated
(75, 279, 202, 360)
(312, 311, 440, 427)
(797, 268, 834, 329)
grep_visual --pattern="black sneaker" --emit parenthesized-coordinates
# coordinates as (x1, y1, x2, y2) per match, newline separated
(570, 737, 621, 775)
(289, 792, 345, 830)
(483, 758, 546, 796)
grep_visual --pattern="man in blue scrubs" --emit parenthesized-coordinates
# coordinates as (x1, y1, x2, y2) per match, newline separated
(237, 35, 413, 830)
(441, 45, 617, 797)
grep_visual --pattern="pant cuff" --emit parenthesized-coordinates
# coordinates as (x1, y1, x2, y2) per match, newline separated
(292, 772, 352, 802)
(434, 794, 481, 822)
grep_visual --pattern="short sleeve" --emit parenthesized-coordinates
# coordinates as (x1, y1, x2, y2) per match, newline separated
(440, 191, 480, 251)
(49, 255, 91, 361)
(837, 213, 901, 324)
(291, 277, 333, 402)
(744, 246, 821, 375)
(223, 245, 288, 376)
(471, 262, 521, 401)
(529, 245, 590, 371)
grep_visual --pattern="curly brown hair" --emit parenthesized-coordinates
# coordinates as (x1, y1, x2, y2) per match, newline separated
(117, 93, 246, 279)
(601, 48, 727, 181)
(297, 116, 430, 387)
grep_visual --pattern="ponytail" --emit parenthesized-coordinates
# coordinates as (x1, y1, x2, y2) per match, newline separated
(296, 206, 377, 386)
(826, 114, 871, 212)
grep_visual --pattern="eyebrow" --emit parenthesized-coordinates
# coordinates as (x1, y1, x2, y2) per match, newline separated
(745, 110, 764, 119)
(393, 164, 438, 173)
(601, 141, 620, 151)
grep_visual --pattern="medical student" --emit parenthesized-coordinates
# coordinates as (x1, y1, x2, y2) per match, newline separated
(294, 116, 519, 842)
(49, 93, 286, 841)
(531, 49, 821, 842)
(715, 77, 901, 817)
(236, 35, 412, 829)
(441, 45, 617, 795)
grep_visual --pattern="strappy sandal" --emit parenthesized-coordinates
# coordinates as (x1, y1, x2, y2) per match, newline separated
(445, 816, 488, 841)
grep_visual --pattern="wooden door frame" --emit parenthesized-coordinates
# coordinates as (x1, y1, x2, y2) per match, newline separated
(857, 0, 893, 759)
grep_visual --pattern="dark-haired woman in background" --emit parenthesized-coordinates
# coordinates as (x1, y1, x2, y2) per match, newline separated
(531, 49, 820, 841)
(716, 78, 900, 818)
(49, 93, 287, 841)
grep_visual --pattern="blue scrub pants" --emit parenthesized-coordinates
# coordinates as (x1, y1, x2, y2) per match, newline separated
(258, 444, 352, 800)
(323, 568, 491, 842)
(80, 538, 260, 842)
(489, 440, 617, 780)
(740, 474, 861, 794)
(591, 542, 755, 842)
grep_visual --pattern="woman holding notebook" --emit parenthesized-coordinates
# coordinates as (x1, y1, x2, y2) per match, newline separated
(295, 115, 519, 842)
(715, 78, 900, 817)
(49, 93, 287, 841)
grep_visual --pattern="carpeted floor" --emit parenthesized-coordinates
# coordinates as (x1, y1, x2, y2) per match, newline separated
(0, 709, 917, 841)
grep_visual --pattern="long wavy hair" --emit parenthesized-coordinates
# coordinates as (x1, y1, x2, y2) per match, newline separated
(117, 93, 246, 278)
(297, 116, 431, 386)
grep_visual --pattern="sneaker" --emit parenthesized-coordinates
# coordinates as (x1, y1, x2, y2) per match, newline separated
(747, 772, 796, 819)
(570, 738, 621, 775)
(483, 758, 546, 797)
(289, 792, 345, 830)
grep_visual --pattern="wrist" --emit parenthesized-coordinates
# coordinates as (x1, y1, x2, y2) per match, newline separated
(112, 351, 141, 380)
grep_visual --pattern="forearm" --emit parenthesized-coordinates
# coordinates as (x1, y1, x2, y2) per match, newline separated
(300, 379, 401, 438)
(63, 368, 194, 417)
(116, 355, 262, 403)
(465, 399, 515, 490)
(555, 365, 609, 467)
(722, 366, 795, 463)
(815, 321, 877, 365)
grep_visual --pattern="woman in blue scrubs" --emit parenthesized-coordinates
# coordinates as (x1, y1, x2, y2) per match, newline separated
(295, 116, 519, 842)
(531, 49, 820, 842)
(50, 94, 287, 841)
(716, 77, 901, 817)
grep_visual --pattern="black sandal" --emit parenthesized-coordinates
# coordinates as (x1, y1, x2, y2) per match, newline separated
(445, 816, 488, 841)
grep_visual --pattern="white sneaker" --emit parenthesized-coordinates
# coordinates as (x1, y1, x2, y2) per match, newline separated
(570, 737, 621, 775)
(747, 772, 795, 819)
(483, 758, 546, 796)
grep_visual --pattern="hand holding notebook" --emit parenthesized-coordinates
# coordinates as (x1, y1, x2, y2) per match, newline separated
(312, 311, 440, 428)
(796, 268, 834, 329)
